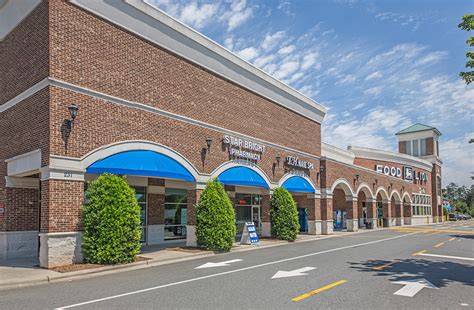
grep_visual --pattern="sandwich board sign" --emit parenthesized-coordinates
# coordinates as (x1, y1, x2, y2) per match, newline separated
(240, 222, 260, 246)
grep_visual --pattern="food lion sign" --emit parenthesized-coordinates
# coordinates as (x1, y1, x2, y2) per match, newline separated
(375, 164, 428, 182)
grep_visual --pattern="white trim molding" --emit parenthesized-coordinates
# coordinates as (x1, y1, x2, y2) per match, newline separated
(348, 146, 433, 171)
(330, 178, 355, 197)
(375, 186, 390, 200)
(355, 182, 375, 200)
(69, 0, 326, 123)
(321, 143, 355, 165)
(0, 0, 41, 41)
(5, 149, 41, 177)
(5, 176, 39, 189)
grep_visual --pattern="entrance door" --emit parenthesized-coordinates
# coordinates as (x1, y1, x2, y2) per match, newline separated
(235, 193, 261, 236)
(298, 208, 308, 233)
(333, 209, 346, 230)
(377, 202, 384, 228)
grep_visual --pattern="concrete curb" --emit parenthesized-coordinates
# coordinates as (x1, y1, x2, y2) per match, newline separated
(0, 223, 451, 291)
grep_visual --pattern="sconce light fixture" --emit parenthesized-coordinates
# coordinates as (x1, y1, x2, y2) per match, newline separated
(206, 137, 213, 153)
(275, 155, 281, 166)
(66, 103, 78, 129)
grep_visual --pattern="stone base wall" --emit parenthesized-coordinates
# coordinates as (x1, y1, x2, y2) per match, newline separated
(186, 225, 197, 247)
(39, 232, 82, 268)
(0, 230, 38, 260)
(307, 220, 322, 235)
(346, 219, 358, 232)
(322, 220, 333, 235)
(147, 224, 165, 245)
(410, 216, 433, 226)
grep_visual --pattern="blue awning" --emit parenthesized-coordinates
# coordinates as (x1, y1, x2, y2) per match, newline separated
(217, 166, 269, 188)
(281, 176, 315, 193)
(86, 150, 195, 182)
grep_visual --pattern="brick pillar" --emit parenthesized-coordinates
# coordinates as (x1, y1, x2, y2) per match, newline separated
(39, 179, 84, 268)
(366, 199, 377, 229)
(261, 191, 271, 237)
(403, 201, 412, 225)
(438, 205, 444, 223)
(382, 199, 393, 227)
(395, 202, 404, 226)
(321, 195, 333, 234)
(346, 197, 358, 232)
(307, 195, 322, 235)
(186, 188, 202, 247)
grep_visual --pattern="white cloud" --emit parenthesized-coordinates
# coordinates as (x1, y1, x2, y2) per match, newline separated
(417, 51, 448, 66)
(365, 71, 383, 81)
(440, 133, 474, 187)
(224, 37, 234, 50)
(364, 86, 382, 96)
(261, 31, 286, 50)
(301, 52, 320, 70)
(274, 61, 300, 79)
(179, 2, 219, 29)
(226, 0, 253, 31)
(237, 47, 259, 61)
(253, 54, 276, 68)
(299, 85, 320, 98)
(277, 0, 294, 16)
(278, 45, 296, 55)
(335, 74, 356, 85)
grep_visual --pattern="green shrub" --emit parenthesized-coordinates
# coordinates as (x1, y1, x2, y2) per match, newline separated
(82, 174, 141, 264)
(196, 179, 236, 252)
(270, 187, 299, 241)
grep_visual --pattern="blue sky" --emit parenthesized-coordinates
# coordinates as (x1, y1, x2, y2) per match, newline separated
(148, 0, 474, 186)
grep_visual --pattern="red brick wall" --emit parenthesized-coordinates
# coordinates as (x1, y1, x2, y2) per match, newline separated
(4, 188, 39, 231)
(40, 180, 84, 233)
(0, 1, 48, 105)
(398, 141, 406, 154)
(148, 193, 165, 225)
(48, 0, 321, 156)
(426, 138, 434, 156)
(0, 89, 50, 231)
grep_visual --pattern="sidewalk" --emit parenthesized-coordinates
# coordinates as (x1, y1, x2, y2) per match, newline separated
(0, 227, 391, 290)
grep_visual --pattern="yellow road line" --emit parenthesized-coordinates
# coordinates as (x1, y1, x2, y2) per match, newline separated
(448, 237, 456, 242)
(392, 228, 474, 235)
(413, 250, 427, 256)
(434, 242, 445, 248)
(292, 280, 347, 302)
(372, 260, 399, 270)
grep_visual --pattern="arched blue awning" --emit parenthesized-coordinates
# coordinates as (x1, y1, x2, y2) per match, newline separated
(281, 176, 315, 193)
(86, 150, 195, 182)
(217, 166, 269, 188)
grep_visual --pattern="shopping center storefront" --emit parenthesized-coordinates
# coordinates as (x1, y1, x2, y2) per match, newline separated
(0, 0, 442, 267)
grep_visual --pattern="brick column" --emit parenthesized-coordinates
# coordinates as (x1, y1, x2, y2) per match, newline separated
(382, 199, 393, 227)
(320, 194, 333, 235)
(395, 202, 404, 226)
(261, 190, 271, 237)
(346, 197, 358, 232)
(39, 179, 84, 268)
(186, 188, 202, 247)
(365, 199, 377, 229)
(403, 201, 412, 225)
(307, 194, 322, 235)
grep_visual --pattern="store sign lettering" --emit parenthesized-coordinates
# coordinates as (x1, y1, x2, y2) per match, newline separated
(223, 135, 265, 161)
(286, 156, 314, 170)
(375, 164, 428, 182)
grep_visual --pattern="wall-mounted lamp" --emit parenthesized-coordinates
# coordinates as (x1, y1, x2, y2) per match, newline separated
(206, 137, 213, 154)
(275, 155, 281, 166)
(355, 174, 360, 181)
(66, 103, 78, 129)
(320, 165, 325, 172)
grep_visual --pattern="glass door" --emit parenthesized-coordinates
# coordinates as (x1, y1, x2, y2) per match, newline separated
(133, 186, 147, 243)
(235, 193, 261, 236)
(164, 188, 188, 240)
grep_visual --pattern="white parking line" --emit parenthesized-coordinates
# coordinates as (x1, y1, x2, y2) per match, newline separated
(417, 253, 474, 262)
(56, 232, 419, 309)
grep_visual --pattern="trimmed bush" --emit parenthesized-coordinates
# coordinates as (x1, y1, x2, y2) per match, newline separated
(270, 187, 299, 241)
(82, 174, 142, 264)
(196, 179, 236, 252)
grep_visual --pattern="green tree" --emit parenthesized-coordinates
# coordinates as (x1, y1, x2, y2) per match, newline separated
(270, 188, 299, 241)
(82, 174, 142, 264)
(458, 14, 474, 84)
(442, 182, 474, 216)
(195, 179, 236, 252)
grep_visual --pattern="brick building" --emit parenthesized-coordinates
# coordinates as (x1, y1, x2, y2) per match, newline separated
(0, 0, 443, 267)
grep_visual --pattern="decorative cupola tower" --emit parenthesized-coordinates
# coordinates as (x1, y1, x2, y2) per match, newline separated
(396, 123, 444, 223)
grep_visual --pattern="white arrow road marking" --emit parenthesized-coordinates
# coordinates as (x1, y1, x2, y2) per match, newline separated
(194, 259, 243, 269)
(392, 278, 438, 297)
(272, 267, 316, 279)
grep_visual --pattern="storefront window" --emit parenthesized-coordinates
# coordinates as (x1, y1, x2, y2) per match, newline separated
(235, 193, 261, 236)
(164, 188, 188, 240)
(406, 141, 412, 155)
(132, 186, 147, 243)
(420, 138, 427, 156)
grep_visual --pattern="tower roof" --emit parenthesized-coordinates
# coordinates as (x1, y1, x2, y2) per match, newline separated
(395, 123, 442, 136)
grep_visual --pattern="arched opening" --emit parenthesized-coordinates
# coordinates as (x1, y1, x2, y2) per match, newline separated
(356, 184, 375, 229)
(402, 193, 412, 225)
(331, 179, 357, 231)
(280, 175, 317, 234)
(216, 165, 271, 237)
(390, 191, 403, 226)
(375, 187, 390, 227)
